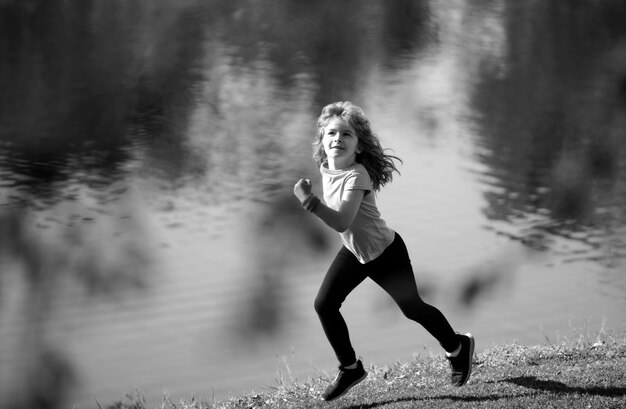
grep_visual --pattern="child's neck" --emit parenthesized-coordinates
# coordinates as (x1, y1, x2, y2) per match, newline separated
(327, 158, 356, 170)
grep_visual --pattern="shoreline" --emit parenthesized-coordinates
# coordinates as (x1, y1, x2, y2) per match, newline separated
(105, 329, 626, 409)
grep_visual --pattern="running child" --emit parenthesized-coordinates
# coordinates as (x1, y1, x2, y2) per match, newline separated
(293, 101, 474, 401)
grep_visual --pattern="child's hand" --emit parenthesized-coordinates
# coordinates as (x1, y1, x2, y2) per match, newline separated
(294, 178, 313, 204)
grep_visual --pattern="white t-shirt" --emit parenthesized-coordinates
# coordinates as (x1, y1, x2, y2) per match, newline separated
(321, 162, 395, 263)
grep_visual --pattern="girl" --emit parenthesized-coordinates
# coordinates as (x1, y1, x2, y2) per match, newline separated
(294, 101, 474, 401)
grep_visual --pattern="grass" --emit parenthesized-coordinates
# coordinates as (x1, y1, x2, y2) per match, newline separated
(105, 330, 626, 409)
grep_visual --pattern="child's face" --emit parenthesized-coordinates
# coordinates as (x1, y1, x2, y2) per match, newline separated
(322, 117, 360, 169)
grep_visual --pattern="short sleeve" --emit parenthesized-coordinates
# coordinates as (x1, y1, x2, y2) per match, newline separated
(345, 168, 373, 193)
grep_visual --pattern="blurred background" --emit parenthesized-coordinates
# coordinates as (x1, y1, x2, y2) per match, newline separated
(1, 0, 626, 408)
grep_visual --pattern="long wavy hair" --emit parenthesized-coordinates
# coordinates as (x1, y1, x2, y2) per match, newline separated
(312, 101, 402, 191)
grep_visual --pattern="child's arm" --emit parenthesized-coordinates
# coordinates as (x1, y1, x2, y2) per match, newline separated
(294, 178, 364, 233)
(311, 189, 363, 233)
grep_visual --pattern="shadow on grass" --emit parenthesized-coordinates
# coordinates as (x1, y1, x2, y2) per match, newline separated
(343, 393, 532, 409)
(503, 376, 626, 397)
(343, 375, 626, 408)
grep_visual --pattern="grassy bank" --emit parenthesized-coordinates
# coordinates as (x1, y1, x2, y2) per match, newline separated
(107, 331, 626, 409)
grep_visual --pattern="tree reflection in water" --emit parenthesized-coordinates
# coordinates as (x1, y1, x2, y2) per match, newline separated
(0, 0, 205, 406)
(0, 204, 151, 408)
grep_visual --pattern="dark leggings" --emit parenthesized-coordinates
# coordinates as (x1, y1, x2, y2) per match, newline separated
(314, 233, 459, 366)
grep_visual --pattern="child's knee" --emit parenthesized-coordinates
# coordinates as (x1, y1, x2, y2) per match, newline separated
(401, 307, 422, 322)
(313, 295, 327, 315)
(314, 294, 340, 315)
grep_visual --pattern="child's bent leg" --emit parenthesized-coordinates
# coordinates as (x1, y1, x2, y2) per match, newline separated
(367, 234, 460, 353)
(371, 268, 459, 352)
(370, 254, 475, 386)
(314, 246, 367, 367)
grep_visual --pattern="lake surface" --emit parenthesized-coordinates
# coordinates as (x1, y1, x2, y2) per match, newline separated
(1, 1, 626, 407)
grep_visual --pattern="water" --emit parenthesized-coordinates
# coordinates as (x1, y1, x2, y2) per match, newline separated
(1, 0, 626, 407)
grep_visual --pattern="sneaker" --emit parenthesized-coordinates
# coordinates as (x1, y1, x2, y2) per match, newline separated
(447, 333, 475, 387)
(321, 360, 367, 401)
